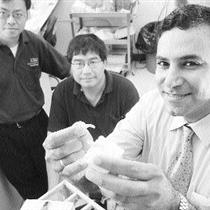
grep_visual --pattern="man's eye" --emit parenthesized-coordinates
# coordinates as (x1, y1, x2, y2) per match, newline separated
(0, 11, 6, 15)
(157, 61, 170, 69)
(74, 62, 83, 66)
(89, 61, 96, 65)
(183, 61, 200, 68)
(14, 13, 23, 18)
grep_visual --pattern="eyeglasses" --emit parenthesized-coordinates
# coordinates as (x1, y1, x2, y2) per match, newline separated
(0, 10, 26, 21)
(71, 60, 102, 69)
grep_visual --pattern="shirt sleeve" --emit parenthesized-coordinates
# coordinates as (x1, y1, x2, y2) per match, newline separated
(39, 38, 70, 79)
(105, 98, 146, 161)
(48, 84, 69, 132)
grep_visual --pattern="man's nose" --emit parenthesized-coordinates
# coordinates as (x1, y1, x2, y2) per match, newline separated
(164, 66, 184, 88)
(82, 63, 91, 73)
(6, 14, 16, 24)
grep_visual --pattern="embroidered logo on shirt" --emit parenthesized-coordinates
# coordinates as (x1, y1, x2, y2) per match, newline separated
(27, 57, 39, 67)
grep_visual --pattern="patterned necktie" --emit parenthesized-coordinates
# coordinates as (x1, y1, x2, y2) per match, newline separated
(167, 124, 194, 195)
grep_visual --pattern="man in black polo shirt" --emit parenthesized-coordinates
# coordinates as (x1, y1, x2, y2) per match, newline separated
(47, 34, 139, 205)
(0, 0, 70, 200)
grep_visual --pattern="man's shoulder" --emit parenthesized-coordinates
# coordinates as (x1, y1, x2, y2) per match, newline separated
(22, 30, 41, 39)
(22, 30, 46, 45)
(137, 89, 164, 113)
(109, 71, 137, 89)
(110, 71, 131, 82)
(141, 89, 160, 101)
(55, 76, 74, 90)
(128, 89, 170, 127)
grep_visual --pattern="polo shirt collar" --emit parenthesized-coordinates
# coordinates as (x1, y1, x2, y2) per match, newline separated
(170, 114, 210, 147)
(19, 30, 29, 44)
(73, 70, 113, 96)
(73, 79, 81, 96)
(104, 70, 113, 94)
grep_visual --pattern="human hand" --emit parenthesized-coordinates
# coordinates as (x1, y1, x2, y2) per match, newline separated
(85, 155, 180, 210)
(43, 122, 94, 173)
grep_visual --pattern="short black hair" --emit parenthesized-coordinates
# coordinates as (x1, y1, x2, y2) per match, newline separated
(2, 0, 31, 10)
(67, 34, 107, 64)
(158, 4, 210, 39)
(23, 0, 31, 10)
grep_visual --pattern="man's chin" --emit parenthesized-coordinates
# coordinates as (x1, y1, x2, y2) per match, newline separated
(4, 33, 19, 40)
(81, 82, 95, 88)
(165, 106, 184, 117)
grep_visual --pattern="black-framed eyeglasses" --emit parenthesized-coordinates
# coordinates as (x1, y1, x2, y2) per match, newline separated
(71, 60, 102, 69)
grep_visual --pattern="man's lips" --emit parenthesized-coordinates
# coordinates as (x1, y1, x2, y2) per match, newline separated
(163, 91, 191, 100)
(5, 28, 18, 30)
(81, 77, 94, 80)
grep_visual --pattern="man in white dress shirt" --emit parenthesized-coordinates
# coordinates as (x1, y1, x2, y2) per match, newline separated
(44, 4, 210, 210)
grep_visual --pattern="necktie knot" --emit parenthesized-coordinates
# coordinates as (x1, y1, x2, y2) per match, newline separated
(184, 123, 194, 136)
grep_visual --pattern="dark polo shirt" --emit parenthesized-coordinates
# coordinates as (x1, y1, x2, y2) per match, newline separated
(0, 30, 70, 123)
(48, 70, 139, 140)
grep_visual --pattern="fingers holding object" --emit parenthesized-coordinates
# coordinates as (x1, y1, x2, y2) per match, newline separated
(62, 158, 88, 177)
(45, 139, 83, 161)
(43, 122, 95, 149)
(43, 126, 79, 149)
(91, 155, 160, 180)
(49, 149, 86, 173)
(86, 161, 154, 197)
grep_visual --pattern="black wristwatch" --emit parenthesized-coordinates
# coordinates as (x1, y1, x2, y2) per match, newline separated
(179, 194, 189, 210)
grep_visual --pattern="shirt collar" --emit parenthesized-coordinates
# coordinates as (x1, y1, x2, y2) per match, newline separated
(73, 78, 81, 96)
(190, 114, 210, 147)
(104, 70, 113, 94)
(170, 116, 187, 131)
(19, 30, 29, 45)
(170, 114, 210, 147)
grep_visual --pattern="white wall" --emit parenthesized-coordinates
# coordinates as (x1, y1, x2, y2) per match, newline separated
(188, 0, 210, 6)
(133, 0, 177, 37)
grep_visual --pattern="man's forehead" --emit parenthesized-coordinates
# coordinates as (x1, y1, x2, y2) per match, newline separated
(0, 0, 26, 9)
(158, 24, 210, 43)
(0, 0, 15, 4)
(72, 52, 100, 60)
(157, 26, 210, 59)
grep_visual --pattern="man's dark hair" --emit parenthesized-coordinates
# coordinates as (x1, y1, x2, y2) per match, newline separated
(67, 34, 107, 64)
(23, 0, 31, 10)
(158, 4, 210, 39)
(2, 0, 31, 10)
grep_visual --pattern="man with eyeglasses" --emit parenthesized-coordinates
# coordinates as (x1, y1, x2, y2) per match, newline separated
(46, 33, 139, 207)
(0, 0, 70, 202)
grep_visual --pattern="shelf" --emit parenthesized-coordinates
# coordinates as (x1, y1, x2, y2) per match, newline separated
(104, 39, 127, 45)
(70, 12, 130, 18)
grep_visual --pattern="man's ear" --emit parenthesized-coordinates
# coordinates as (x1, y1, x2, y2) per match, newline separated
(103, 60, 107, 65)
(103, 60, 108, 70)
(26, 10, 30, 20)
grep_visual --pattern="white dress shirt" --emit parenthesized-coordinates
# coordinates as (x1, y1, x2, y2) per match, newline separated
(105, 89, 210, 209)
